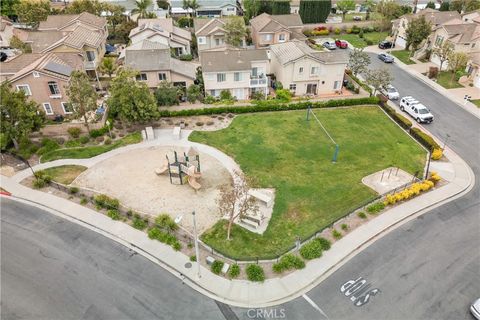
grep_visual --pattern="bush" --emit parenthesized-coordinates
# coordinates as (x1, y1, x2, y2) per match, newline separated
(379, 102, 413, 130)
(67, 127, 81, 138)
(37, 138, 60, 156)
(431, 148, 443, 160)
(273, 254, 305, 273)
(148, 227, 181, 250)
(275, 89, 292, 102)
(132, 216, 148, 230)
(357, 211, 367, 219)
(251, 91, 266, 101)
(359, 29, 364, 38)
(334, 27, 341, 35)
(172, 241, 182, 251)
(204, 95, 216, 104)
(79, 136, 90, 144)
(366, 201, 385, 214)
(196, 122, 204, 126)
(104, 138, 112, 145)
(211, 260, 224, 275)
(229, 264, 240, 278)
(190, 255, 196, 262)
(69, 186, 79, 194)
(332, 229, 342, 239)
(179, 54, 193, 61)
(341, 223, 349, 231)
(96, 136, 105, 143)
(107, 209, 120, 220)
(155, 214, 178, 233)
(317, 237, 331, 250)
(94, 194, 120, 210)
(177, 16, 192, 28)
(33, 177, 47, 189)
(365, 39, 373, 45)
(80, 198, 88, 205)
(409, 127, 440, 151)
(300, 239, 323, 260)
(246, 264, 265, 282)
(220, 90, 233, 101)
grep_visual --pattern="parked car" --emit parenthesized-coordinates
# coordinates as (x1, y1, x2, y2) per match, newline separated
(378, 53, 394, 63)
(471, 298, 480, 319)
(378, 40, 394, 49)
(323, 41, 337, 50)
(400, 96, 434, 123)
(381, 85, 399, 100)
(335, 39, 348, 49)
(353, 16, 362, 21)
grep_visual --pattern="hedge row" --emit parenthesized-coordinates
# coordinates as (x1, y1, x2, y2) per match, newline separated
(159, 97, 380, 118)
(410, 127, 441, 151)
(346, 70, 373, 95)
(379, 100, 413, 130)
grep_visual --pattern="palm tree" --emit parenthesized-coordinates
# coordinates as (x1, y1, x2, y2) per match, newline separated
(132, 0, 152, 20)
(182, 0, 200, 27)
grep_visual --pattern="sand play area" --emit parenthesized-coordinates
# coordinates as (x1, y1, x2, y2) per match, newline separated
(73, 146, 231, 233)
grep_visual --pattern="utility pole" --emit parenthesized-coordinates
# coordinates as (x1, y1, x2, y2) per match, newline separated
(192, 211, 201, 279)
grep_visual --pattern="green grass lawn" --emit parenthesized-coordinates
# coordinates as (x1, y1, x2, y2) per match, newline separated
(190, 106, 426, 259)
(39, 165, 87, 184)
(41, 132, 142, 163)
(335, 32, 388, 48)
(471, 99, 480, 107)
(390, 50, 416, 65)
(436, 71, 463, 89)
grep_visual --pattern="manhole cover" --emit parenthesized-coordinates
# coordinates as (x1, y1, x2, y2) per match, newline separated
(184, 262, 192, 268)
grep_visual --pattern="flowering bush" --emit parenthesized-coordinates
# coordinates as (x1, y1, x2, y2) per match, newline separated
(384, 179, 438, 206)
(429, 172, 441, 184)
(431, 148, 443, 160)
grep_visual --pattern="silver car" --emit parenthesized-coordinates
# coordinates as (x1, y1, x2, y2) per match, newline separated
(381, 85, 399, 100)
(323, 41, 336, 50)
(471, 298, 480, 319)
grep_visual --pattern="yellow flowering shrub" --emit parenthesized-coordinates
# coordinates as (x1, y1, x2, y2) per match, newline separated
(431, 148, 443, 160)
(429, 172, 441, 184)
(383, 178, 437, 207)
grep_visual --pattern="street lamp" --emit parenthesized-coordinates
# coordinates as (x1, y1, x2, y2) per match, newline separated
(174, 211, 201, 279)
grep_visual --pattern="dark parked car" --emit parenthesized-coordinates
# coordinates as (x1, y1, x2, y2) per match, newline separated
(378, 53, 394, 63)
(335, 39, 348, 49)
(378, 40, 394, 49)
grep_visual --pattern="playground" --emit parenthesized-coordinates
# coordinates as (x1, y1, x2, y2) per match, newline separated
(190, 106, 427, 259)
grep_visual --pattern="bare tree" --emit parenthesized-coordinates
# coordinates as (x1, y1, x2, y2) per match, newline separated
(365, 67, 394, 96)
(433, 41, 454, 71)
(348, 48, 371, 76)
(217, 171, 259, 240)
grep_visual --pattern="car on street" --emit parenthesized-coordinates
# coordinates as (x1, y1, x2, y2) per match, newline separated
(378, 40, 394, 49)
(471, 298, 480, 319)
(335, 39, 348, 49)
(378, 53, 394, 63)
(381, 85, 399, 100)
(323, 41, 337, 50)
(400, 96, 434, 123)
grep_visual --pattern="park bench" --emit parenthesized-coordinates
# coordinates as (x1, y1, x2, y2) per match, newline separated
(221, 263, 230, 275)
(248, 189, 273, 208)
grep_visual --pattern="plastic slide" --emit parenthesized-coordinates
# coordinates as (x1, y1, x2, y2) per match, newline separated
(187, 165, 202, 179)
(188, 176, 201, 191)
(155, 160, 169, 175)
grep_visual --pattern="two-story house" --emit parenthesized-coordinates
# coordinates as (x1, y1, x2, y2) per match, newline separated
(170, 0, 238, 17)
(194, 17, 246, 52)
(201, 48, 269, 100)
(122, 39, 197, 90)
(0, 16, 14, 47)
(250, 13, 305, 48)
(0, 52, 85, 117)
(129, 18, 192, 56)
(269, 40, 348, 96)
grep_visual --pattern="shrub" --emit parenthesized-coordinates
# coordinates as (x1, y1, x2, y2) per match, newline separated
(206, 121, 214, 126)
(80, 198, 88, 205)
(332, 229, 342, 239)
(190, 255, 196, 262)
(172, 241, 181, 251)
(251, 91, 266, 101)
(179, 54, 193, 61)
(132, 216, 148, 230)
(36, 138, 60, 156)
(107, 209, 120, 220)
(379, 102, 412, 130)
(94, 194, 120, 210)
(229, 264, 240, 278)
(366, 201, 385, 214)
(365, 39, 373, 45)
(220, 90, 233, 101)
(341, 223, 349, 231)
(79, 136, 90, 144)
(357, 211, 367, 219)
(300, 239, 323, 260)
(430, 171, 441, 184)
(359, 29, 364, 38)
(69, 186, 79, 194)
(89, 128, 105, 138)
(148, 227, 181, 249)
(273, 254, 305, 273)
(33, 178, 47, 189)
(67, 127, 81, 138)
(96, 136, 105, 143)
(334, 27, 341, 35)
(409, 127, 440, 151)
(431, 148, 443, 160)
(155, 213, 178, 233)
(346, 28, 352, 34)
(177, 16, 192, 28)
(246, 264, 265, 282)
(104, 138, 112, 145)
(275, 89, 292, 102)
(196, 122, 204, 126)
(211, 260, 224, 275)
(204, 95, 216, 104)
(317, 237, 331, 250)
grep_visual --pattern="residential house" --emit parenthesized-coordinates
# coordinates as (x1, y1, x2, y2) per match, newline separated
(467, 52, 480, 88)
(129, 18, 192, 56)
(392, 8, 460, 48)
(269, 40, 348, 96)
(170, 0, 238, 17)
(0, 16, 14, 47)
(194, 17, 246, 52)
(250, 13, 305, 48)
(200, 48, 269, 100)
(290, 0, 364, 14)
(123, 39, 197, 89)
(0, 52, 85, 117)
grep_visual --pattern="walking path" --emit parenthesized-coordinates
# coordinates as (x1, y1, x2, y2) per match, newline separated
(0, 126, 474, 307)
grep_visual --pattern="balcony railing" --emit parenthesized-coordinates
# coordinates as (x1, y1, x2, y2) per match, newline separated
(250, 77, 267, 87)
(84, 60, 96, 70)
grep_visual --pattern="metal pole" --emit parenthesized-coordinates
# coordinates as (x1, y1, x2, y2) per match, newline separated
(332, 144, 339, 163)
(306, 105, 310, 121)
(192, 211, 201, 278)
(425, 149, 432, 180)
(442, 134, 450, 151)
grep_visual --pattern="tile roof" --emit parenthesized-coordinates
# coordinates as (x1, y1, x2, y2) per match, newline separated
(63, 25, 104, 49)
(269, 40, 348, 65)
(250, 13, 303, 32)
(38, 12, 106, 30)
(0, 53, 44, 74)
(131, 18, 192, 41)
(404, 9, 460, 26)
(200, 48, 268, 72)
(443, 23, 480, 43)
(194, 17, 244, 36)
(26, 31, 65, 53)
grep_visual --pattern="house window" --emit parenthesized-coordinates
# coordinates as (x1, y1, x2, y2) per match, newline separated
(226, 7, 235, 11)
(33, 71, 40, 78)
(136, 73, 147, 81)
(210, 90, 216, 96)
(61, 102, 73, 114)
(306, 84, 317, 95)
(215, 38, 224, 46)
(174, 47, 183, 56)
(217, 73, 226, 82)
(299, 67, 304, 74)
(48, 81, 60, 95)
(251, 67, 258, 77)
(86, 51, 95, 62)
(289, 84, 296, 91)
(435, 36, 444, 46)
(310, 67, 319, 75)
(334, 81, 341, 89)
(262, 34, 273, 41)
(42, 103, 53, 115)
(198, 36, 206, 44)
(234, 72, 242, 81)
(279, 34, 286, 42)
(16, 84, 31, 96)
(158, 73, 167, 81)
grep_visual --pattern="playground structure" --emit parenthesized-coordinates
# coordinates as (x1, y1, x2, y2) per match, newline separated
(155, 147, 202, 191)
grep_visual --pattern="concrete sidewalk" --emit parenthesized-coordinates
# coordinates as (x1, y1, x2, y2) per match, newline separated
(0, 135, 474, 307)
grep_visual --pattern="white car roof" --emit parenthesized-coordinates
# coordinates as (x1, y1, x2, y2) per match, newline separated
(412, 103, 428, 110)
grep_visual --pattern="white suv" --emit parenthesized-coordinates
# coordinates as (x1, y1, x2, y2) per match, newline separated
(400, 96, 434, 123)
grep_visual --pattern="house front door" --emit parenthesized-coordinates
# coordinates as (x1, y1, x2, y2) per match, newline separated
(306, 83, 317, 95)
(233, 88, 244, 100)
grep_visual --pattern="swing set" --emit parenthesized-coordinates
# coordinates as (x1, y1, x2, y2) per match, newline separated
(306, 105, 340, 163)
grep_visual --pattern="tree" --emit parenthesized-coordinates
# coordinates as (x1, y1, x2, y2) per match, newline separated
(217, 171, 259, 240)
(365, 67, 393, 95)
(182, 0, 200, 25)
(186, 84, 202, 103)
(132, 0, 152, 20)
(299, 0, 332, 23)
(447, 51, 468, 84)
(115, 20, 137, 43)
(243, 0, 272, 20)
(376, 0, 403, 20)
(0, 82, 44, 150)
(433, 40, 454, 71)
(348, 48, 371, 76)
(13, 0, 50, 28)
(66, 71, 98, 133)
(425, 1, 436, 9)
(107, 69, 158, 122)
(154, 81, 181, 106)
(157, 0, 169, 9)
(65, 0, 102, 14)
(1, 0, 19, 18)
(363, 0, 376, 20)
(405, 15, 432, 52)
(224, 17, 247, 47)
(336, 0, 356, 20)
(102, 3, 127, 32)
(439, 1, 450, 11)
(194, 66, 204, 94)
(272, 0, 291, 14)
(9, 35, 32, 53)
(99, 57, 118, 79)
(450, 0, 480, 12)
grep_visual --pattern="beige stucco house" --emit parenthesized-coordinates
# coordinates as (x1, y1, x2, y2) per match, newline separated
(0, 52, 85, 117)
(250, 13, 305, 48)
(200, 48, 269, 100)
(122, 40, 197, 90)
(269, 40, 348, 96)
(0, 16, 14, 47)
(194, 17, 246, 52)
(129, 18, 192, 56)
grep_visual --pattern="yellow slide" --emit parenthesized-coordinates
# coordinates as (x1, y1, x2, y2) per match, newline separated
(155, 159, 169, 175)
(188, 176, 201, 191)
